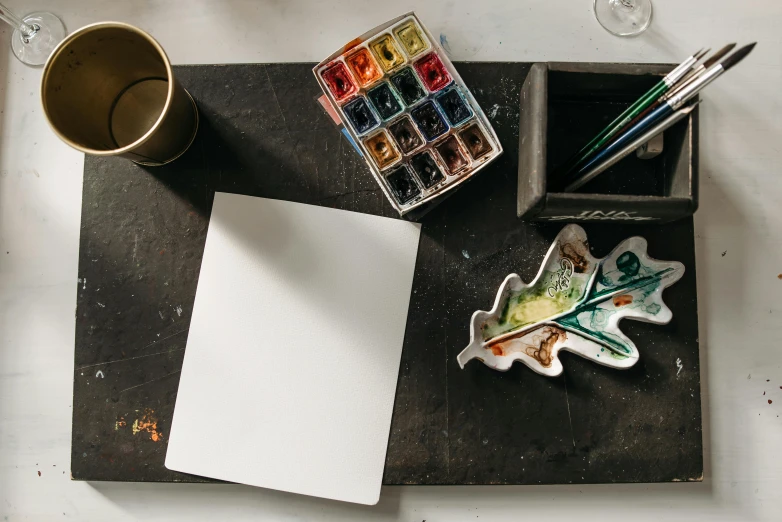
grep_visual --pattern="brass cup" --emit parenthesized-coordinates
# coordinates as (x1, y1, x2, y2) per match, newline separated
(41, 22, 198, 166)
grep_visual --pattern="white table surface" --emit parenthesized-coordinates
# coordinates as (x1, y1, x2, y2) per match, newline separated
(1, 1, 780, 520)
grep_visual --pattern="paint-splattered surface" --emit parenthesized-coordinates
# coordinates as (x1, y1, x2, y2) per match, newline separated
(73, 63, 702, 485)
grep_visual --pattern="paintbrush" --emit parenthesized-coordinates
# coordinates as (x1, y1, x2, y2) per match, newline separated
(555, 49, 707, 177)
(574, 43, 757, 177)
(557, 48, 708, 177)
(565, 102, 701, 192)
(668, 43, 736, 97)
(599, 43, 737, 146)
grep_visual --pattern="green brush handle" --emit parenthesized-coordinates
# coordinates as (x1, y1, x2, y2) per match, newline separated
(563, 80, 669, 176)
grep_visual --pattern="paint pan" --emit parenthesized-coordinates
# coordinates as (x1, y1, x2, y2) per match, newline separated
(313, 12, 502, 216)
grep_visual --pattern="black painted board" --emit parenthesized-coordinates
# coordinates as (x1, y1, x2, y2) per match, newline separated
(72, 63, 702, 485)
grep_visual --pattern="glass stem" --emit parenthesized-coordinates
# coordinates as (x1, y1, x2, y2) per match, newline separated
(0, 2, 38, 39)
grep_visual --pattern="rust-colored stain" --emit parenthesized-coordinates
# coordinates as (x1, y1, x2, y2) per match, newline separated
(115, 417, 126, 431)
(99, 452, 115, 463)
(159, 249, 165, 255)
(560, 242, 590, 273)
(486, 326, 566, 368)
(778, 274, 782, 279)
(132, 409, 163, 442)
(769, 400, 773, 405)
(524, 327, 565, 367)
(613, 294, 634, 307)
(342, 37, 363, 54)
(37, 471, 41, 477)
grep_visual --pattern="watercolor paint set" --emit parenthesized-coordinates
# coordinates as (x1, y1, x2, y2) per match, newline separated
(314, 12, 503, 216)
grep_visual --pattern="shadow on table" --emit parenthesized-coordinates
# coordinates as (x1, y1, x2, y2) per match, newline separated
(136, 104, 409, 340)
(136, 102, 306, 219)
(89, 479, 753, 520)
(691, 160, 752, 507)
(90, 481, 402, 518)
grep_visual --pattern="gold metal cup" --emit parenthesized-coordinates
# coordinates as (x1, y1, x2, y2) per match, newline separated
(41, 22, 198, 166)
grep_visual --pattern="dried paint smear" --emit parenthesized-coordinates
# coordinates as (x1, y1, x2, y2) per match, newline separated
(488, 326, 566, 368)
(132, 409, 163, 442)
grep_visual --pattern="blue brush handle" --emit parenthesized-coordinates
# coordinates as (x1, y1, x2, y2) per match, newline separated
(577, 103, 674, 175)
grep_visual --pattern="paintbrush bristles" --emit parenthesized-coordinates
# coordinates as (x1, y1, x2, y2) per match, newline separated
(666, 43, 739, 98)
(720, 42, 757, 71)
(702, 43, 737, 69)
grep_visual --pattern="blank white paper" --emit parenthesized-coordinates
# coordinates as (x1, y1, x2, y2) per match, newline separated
(165, 193, 421, 505)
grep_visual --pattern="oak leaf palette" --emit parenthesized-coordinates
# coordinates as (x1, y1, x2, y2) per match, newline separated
(457, 225, 684, 377)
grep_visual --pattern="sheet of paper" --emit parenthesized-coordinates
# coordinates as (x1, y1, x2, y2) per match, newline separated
(165, 193, 421, 505)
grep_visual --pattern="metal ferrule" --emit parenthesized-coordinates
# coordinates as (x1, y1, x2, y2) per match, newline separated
(668, 64, 724, 109)
(663, 56, 697, 87)
(664, 65, 706, 100)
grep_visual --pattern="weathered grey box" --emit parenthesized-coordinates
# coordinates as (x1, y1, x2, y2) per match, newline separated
(518, 62, 699, 223)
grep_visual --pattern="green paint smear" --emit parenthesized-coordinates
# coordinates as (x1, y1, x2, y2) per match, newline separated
(481, 270, 587, 340)
(554, 264, 673, 356)
(557, 309, 631, 355)
(587, 266, 673, 305)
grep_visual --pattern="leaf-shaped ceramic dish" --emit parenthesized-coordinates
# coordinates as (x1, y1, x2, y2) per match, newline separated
(457, 224, 684, 377)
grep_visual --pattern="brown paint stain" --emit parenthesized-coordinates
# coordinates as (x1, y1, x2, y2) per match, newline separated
(132, 409, 163, 442)
(486, 326, 566, 368)
(613, 294, 634, 307)
(524, 327, 565, 367)
(99, 452, 115, 463)
(769, 400, 773, 405)
(778, 274, 782, 279)
(37, 471, 41, 477)
(560, 241, 590, 273)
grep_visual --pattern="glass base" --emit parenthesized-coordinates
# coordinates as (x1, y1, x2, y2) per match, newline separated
(594, 0, 652, 37)
(11, 11, 66, 66)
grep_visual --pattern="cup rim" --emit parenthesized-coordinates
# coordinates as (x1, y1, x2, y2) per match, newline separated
(40, 21, 176, 157)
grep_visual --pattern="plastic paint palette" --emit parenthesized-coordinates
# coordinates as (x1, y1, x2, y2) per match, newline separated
(314, 12, 503, 216)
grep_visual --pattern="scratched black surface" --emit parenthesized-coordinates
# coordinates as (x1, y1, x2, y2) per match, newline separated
(73, 63, 703, 484)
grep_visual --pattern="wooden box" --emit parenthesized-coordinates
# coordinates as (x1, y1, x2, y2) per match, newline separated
(518, 62, 699, 223)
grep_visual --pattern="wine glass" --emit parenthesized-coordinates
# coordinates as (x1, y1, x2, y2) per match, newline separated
(594, 0, 652, 37)
(0, 3, 65, 66)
